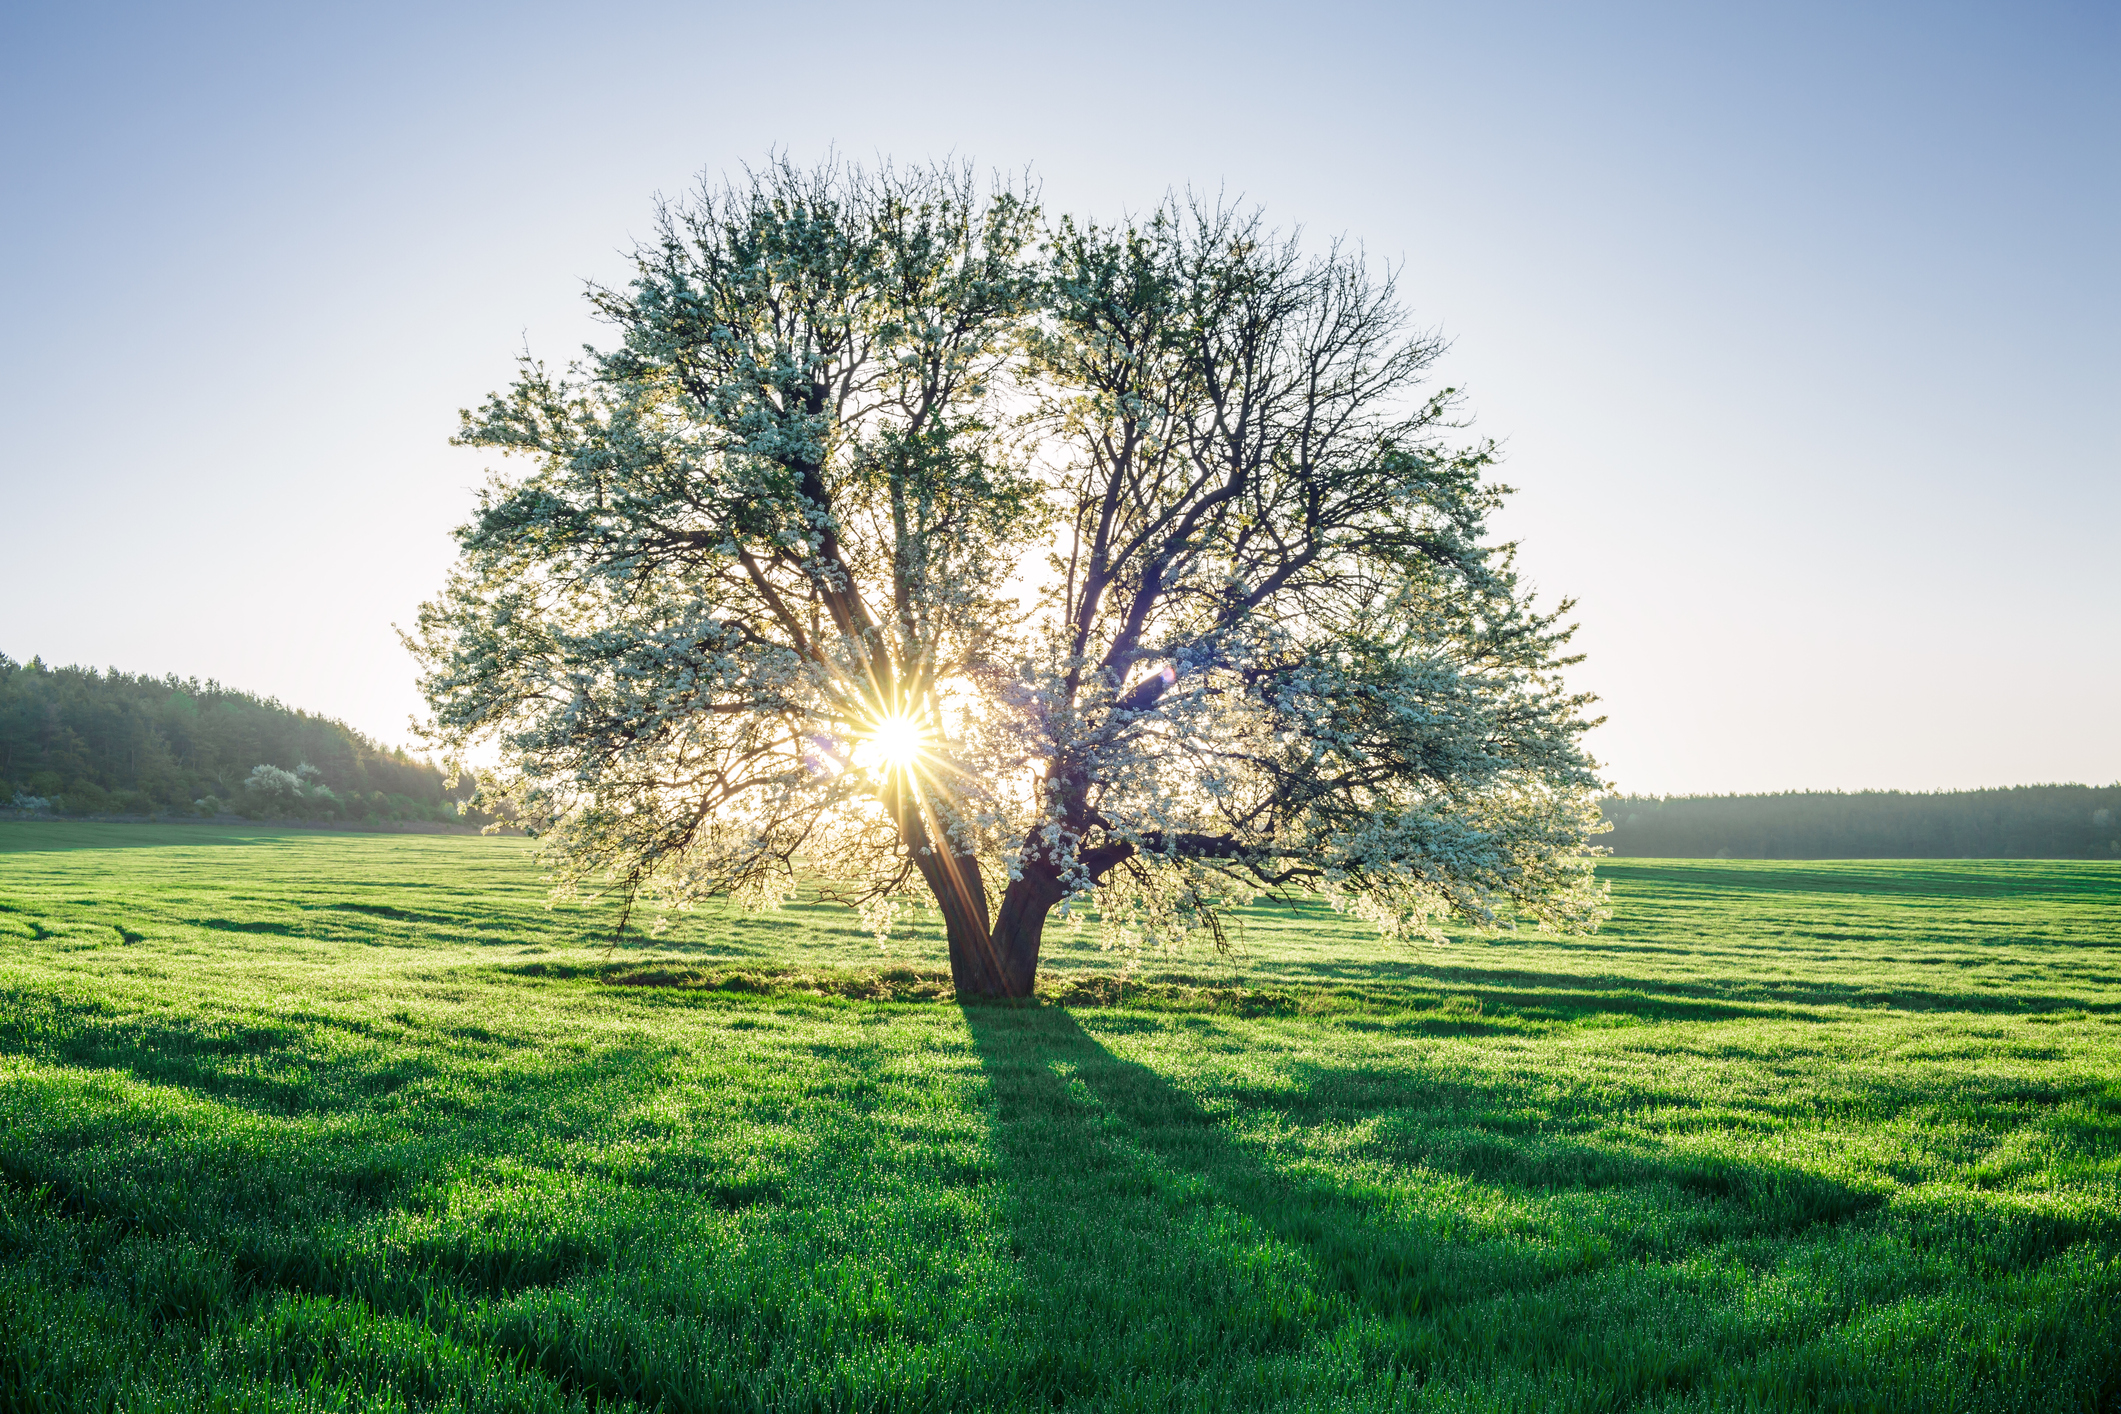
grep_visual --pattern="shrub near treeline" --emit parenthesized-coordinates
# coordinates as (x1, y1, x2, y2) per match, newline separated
(0, 654, 467, 824)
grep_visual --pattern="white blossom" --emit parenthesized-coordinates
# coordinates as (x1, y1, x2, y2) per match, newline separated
(411, 161, 1608, 996)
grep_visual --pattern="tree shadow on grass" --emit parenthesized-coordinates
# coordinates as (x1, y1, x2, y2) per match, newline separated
(2, 976, 2112, 1410)
(960, 1004, 1904, 1406)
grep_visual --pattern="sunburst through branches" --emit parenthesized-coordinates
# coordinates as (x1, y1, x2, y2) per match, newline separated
(416, 159, 1611, 998)
(858, 711, 930, 777)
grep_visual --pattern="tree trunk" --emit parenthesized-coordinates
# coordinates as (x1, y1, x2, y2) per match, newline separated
(884, 773, 1017, 997)
(986, 860, 1069, 998)
(914, 846, 1013, 997)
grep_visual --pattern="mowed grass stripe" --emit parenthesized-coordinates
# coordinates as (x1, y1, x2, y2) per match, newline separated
(0, 824, 2116, 1411)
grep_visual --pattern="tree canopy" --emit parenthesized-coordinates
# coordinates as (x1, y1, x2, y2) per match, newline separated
(414, 157, 1608, 996)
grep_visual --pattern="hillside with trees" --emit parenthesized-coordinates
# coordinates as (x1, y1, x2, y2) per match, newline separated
(1600, 787, 2121, 860)
(0, 654, 467, 825)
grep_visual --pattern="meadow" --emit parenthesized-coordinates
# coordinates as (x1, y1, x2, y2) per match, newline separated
(0, 823, 2116, 1412)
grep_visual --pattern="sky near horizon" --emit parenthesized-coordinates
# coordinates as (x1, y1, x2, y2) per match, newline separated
(2, 1, 2114, 795)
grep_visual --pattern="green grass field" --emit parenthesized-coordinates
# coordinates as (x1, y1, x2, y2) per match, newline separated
(1, 823, 2117, 1412)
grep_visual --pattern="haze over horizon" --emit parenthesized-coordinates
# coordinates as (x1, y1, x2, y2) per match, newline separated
(4, 1, 2113, 796)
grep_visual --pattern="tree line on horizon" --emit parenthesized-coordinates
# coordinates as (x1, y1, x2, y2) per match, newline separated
(1600, 787, 2121, 860)
(8, 651, 2111, 858)
(0, 654, 469, 825)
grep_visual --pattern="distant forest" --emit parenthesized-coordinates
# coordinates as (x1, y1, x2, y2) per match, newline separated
(0, 654, 470, 825)
(1601, 787, 2121, 860)
(8, 651, 2116, 855)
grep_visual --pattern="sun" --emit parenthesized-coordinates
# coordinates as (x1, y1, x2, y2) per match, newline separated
(863, 711, 928, 774)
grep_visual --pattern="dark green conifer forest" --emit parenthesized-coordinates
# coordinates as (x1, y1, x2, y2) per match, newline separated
(0, 654, 465, 824)
(1601, 787, 2121, 859)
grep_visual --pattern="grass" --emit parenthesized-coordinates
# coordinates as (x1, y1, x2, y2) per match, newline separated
(0, 822, 2116, 1411)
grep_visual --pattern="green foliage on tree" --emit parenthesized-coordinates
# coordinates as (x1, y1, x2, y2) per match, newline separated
(0, 654, 463, 824)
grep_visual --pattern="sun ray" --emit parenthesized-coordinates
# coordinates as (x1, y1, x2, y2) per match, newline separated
(859, 710, 930, 775)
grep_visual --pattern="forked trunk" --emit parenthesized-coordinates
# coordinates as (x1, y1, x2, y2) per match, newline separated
(910, 847, 1015, 998)
(936, 873, 1003, 995)
(912, 849, 1053, 999)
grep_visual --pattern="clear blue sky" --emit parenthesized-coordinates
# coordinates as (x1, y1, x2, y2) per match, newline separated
(4, 1, 2114, 794)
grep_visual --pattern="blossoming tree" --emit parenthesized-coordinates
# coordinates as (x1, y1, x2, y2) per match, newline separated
(412, 157, 1608, 997)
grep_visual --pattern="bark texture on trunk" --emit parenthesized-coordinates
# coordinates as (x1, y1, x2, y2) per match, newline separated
(915, 846, 1010, 997)
(988, 864, 1068, 996)
(976, 805, 1141, 998)
(896, 776, 1132, 997)
(884, 774, 1012, 997)
(987, 861, 1068, 998)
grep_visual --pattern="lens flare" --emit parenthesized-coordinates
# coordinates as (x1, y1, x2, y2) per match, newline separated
(863, 712, 927, 773)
